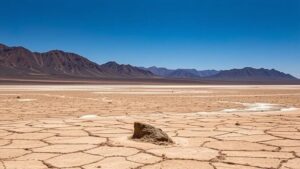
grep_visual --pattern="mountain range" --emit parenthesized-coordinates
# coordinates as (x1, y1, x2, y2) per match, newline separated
(207, 67, 297, 81)
(141, 66, 297, 82)
(140, 66, 219, 79)
(0, 43, 298, 83)
(0, 43, 153, 79)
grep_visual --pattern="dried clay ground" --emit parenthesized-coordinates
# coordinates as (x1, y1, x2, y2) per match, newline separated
(0, 85, 300, 169)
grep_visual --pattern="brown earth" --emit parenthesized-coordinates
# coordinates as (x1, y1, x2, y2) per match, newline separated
(0, 85, 300, 120)
(0, 85, 299, 169)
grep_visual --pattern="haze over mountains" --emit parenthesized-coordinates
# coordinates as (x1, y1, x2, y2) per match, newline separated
(0, 43, 298, 83)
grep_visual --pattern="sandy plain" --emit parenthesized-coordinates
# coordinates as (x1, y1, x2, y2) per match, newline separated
(0, 85, 300, 169)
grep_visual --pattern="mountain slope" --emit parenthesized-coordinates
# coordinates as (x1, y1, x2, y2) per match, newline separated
(142, 66, 219, 79)
(209, 67, 297, 81)
(100, 61, 154, 77)
(0, 43, 154, 78)
(167, 69, 201, 79)
(0, 45, 105, 77)
(143, 66, 173, 77)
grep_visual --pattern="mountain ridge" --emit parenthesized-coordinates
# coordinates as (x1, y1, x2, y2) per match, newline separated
(208, 67, 297, 81)
(0, 43, 154, 78)
(141, 66, 219, 79)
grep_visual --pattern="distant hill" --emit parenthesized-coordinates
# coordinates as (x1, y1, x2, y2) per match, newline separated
(143, 66, 174, 77)
(142, 66, 219, 79)
(208, 67, 297, 81)
(0, 43, 154, 79)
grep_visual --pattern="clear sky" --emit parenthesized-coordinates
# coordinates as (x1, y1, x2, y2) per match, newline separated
(1, 0, 299, 77)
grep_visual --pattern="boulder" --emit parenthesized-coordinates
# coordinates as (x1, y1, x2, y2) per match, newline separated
(132, 122, 173, 145)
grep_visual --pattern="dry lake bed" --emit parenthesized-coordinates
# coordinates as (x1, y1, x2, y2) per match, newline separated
(0, 85, 300, 169)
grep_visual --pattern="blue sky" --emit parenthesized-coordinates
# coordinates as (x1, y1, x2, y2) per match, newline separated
(1, 0, 299, 77)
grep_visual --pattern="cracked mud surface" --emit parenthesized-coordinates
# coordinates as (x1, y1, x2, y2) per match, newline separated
(0, 85, 300, 169)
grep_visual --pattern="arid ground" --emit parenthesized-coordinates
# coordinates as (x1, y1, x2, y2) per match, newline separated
(0, 85, 300, 169)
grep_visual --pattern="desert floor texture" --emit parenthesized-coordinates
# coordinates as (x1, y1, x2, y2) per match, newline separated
(0, 85, 300, 169)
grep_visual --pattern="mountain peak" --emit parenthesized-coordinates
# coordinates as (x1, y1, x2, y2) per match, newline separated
(149, 66, 159, 69)
(46, 50, 67, 54)
(100, 61, 154, 77)
(103, 61, 119, 66)
(43, 50, 81, 57)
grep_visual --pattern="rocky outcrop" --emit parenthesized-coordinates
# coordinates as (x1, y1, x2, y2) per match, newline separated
(132, 122, 173, 145)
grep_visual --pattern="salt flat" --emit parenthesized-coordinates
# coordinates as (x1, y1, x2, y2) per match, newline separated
(0, 85, 300, 169)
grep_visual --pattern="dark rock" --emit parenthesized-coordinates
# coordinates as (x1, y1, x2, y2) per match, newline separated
(132, 122, 173, 144)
